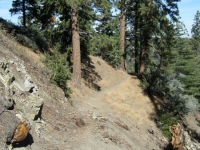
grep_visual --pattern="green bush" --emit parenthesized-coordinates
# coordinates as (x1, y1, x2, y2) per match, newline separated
(43, 44, 72, 97)
(140, 58, 189, 116)
(140, 62, 189, 139)
(140, 61, 167, 97)
(157, 112, 177, 139)
(0, 18, 49, 52)
(89, 34, 121, 68)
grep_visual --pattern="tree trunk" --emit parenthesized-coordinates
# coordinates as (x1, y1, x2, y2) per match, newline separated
(120, 1, 126, 71)
(139, 45, 147, 73)
(22, 0, 26, 27)
(134, 1, 139, 74)
(72, 7, 81, 88)
(139, 1, 152, 73)
(140, 30, 149, 73)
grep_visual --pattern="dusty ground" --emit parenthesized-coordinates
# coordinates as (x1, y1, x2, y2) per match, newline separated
(1, 20, 200, 149)
(0, 30, 168, 150)
(66, 56, 168, 150)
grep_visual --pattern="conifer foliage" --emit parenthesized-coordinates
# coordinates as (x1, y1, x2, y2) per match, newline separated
(9, 0, 42, 27)
(7, 1, 200, 117)
(191, 10, 200, 51)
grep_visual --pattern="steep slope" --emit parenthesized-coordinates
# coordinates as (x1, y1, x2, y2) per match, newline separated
(68, 56, 168, 150)
(0, 30, 168, 150)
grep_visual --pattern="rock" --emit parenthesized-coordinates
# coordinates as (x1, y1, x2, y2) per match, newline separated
(114, 120, 129, 130)
(147, 128, 154, 134)
(0, 111, 21, 144)
(0, 83, 14, 110)
(0, 57, 35, 92)
(92, 112, 98, 120)
(98, 117, 108, 122)
(13, 78, 35, 92)
(16, 114, 24, 121)
(12, 147, 27, 150)
(75, 118, 85, 127)
(26, 96, 44, 121)
(184, 131, 200, 150)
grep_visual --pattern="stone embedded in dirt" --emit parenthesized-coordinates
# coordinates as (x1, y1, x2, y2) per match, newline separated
(1, 30, 200, 149)
(184, 131, 200, 150)
(114, 121, 129, 130)
(75, 118, 85, 127)
(92, 112, 98, 120)
(147, 128, 154, 134)
(98, 117, 108, 122)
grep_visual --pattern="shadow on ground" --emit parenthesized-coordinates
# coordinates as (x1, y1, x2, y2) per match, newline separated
(12, 133, 34, 148)
(81, 57, 102, 91)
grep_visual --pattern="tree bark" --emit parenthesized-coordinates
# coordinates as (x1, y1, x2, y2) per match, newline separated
(139, 1, 152, 73)
(139, 45, 147, 73)
(134, 1, 139, 74)
(72, 7, 81, 88)
(120, 1, 126, 71)
(22, 0, 26, 27)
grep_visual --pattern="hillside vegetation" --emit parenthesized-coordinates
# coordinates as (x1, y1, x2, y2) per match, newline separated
(1, 1, 200, 148)
(0, 26, 200, 149)
(0, 28, 166, 149)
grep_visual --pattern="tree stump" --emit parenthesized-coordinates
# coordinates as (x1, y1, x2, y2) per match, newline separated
(169, 123, 184, 150)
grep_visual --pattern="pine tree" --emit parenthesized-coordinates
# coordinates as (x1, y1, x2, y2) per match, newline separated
(71, 6, 81, 88)
(10, 0, 26, 26)
(191, 10, 200, 51)
(172, 37, 200, 99)
(9, 0, 40, 27)
(191, 10, 200, 37)
(119, 0, 126, 71)
(126, 0, 180, 74)
(89, 0, 121, 68)
(56, 0, 97, 88)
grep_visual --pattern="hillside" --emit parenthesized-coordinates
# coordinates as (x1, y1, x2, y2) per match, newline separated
(68, 55, 169, 150)
(0, 27, 199, 150)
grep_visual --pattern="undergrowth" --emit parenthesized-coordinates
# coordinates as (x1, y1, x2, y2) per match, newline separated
(43, 44, 72, 97)
(156, 111, 178, 139)
(140, 64, 190, 140)
(0, 18, 49, 53)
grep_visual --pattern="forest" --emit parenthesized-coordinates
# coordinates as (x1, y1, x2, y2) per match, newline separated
(1, 0, 200, 137)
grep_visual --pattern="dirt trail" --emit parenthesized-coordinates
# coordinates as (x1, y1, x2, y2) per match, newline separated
(72, 56, 155, 127)
(68, 56, 167, 150)
(1, 28, 199, 150)
(1, 29, 167, 150)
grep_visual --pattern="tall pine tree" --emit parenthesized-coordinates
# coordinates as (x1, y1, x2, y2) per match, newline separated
(191, 10, 200, 51)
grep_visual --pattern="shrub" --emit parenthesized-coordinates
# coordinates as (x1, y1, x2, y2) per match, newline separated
(140, 63, 189, 117)
(43, 44, 72, 97)
(140, 63, 189, 139)
(157, 112, 177, 139)
(0, 18, 49, 52)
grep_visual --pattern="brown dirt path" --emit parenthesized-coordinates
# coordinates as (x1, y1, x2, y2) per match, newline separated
(68, 56, 167, 150)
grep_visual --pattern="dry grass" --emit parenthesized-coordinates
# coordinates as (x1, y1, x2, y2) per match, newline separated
(0, 30, 44, 68)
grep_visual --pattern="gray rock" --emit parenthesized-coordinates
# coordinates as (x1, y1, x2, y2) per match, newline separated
(184, 131, 200, 150)
(0, 111, 20, 143)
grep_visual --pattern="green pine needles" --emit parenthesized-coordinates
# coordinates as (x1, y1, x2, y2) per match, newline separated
(43, 44, 72, 97)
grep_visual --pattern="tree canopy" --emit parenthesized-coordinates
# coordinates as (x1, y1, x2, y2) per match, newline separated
(7, 0, 200, 128)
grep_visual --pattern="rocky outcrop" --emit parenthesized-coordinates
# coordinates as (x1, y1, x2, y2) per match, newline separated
(0, 54, 44, 149)
(184, 131, 200, 150)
